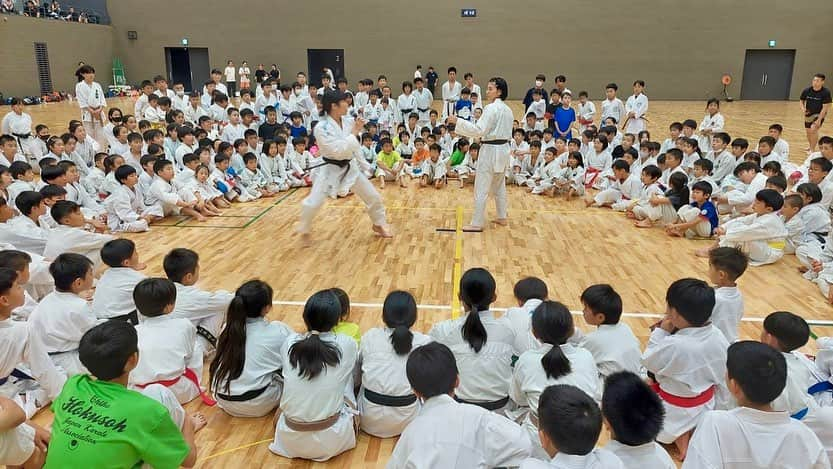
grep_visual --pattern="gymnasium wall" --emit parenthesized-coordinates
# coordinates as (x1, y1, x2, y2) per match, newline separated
(0, 15, 113, 97)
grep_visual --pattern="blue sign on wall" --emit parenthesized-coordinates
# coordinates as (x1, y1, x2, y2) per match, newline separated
(461, 8, 477, 17)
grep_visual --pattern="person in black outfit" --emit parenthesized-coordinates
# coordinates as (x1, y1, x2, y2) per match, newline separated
(426, 67, 439, 96)
(523, 74, 549, 109)
(800, 73, 832, 152)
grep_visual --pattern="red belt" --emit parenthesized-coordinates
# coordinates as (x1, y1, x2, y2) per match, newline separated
(651, 382, 714, 408)
(136, 368, 216, 406)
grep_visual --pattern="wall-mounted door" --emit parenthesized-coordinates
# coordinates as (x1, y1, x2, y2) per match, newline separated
(740, 50, 795, 100)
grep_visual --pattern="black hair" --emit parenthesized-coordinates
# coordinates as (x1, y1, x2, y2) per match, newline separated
(768, 123, 783, 133)
(152, 158, 172, 175)
(758, 135, 777, 148)
(0, 267, 17, 296)
(602, 372, 664, 446)
(611, 159, 630, 172)
(115, 165, 136, 184)
(756, 188, 784, 211)
(665, 147, 683, 162)
(79, 320, 138, 381)
(691, 180, 714, 197)
(51, 200, 80, 224)
(209, 280, 274, 393)
(641, 164, 661, 180)
(766, 175, 787, 192)
(163, 248, 199, 283)
(0, 250, 32, 273)
(489, 77, 508, 100)
(330, 287, 350, 320)
(532, 301, 574, 379)
(727, 341, 787, 405)
(784, 193, 804, 209)
(49, 253, 92, 292)
(458, 268, 496, 352)
(9, 161, 32, 179)
(665, 278, 714, 327)
(383, 290, 418, 355)
(406, 342, 458, 398)
(763, 311, 810, 352)
(580, 284, 623, 324)
(538, 384, 602, 455)
(100, 239, 136, 268)
(15, 191, 43, 216)
(40, 184, 67, 200)
(713, 132, 731, 145)
(796, 182, 823, 204)
(242, 153, 258, 165)
(734, 161, 760, 176)
(595, 134, 609, 150)
(707, 248, 747, 283)
(732, 138, 749, 150)
(762, 161, 784, 177)
(288, 289, 342, 379)
(811, 157, 833, 174)
(693, 158, 713, 173)
(668, 172, 690, 204)
(133, 277, 177, 318)
(513, 277, 548, 302)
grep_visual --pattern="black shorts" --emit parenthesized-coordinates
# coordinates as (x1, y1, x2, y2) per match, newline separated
(805, 114, 825, 129)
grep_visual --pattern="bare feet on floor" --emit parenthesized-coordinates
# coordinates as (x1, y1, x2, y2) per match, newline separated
(192, 413, 208, 432)
(493, 218, 508, 226)
(694, 247, 712, 258)
(372, 224, 394, 238)
(634, 219, 653, 228)
(462, 225, 483, 232)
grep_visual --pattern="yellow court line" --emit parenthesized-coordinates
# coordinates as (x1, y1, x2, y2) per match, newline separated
(451, 206, 463, 319)
(197, 438, 274, 462)
(276, 203, 617, 216)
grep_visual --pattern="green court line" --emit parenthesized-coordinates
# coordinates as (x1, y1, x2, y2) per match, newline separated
(241, 188, 299, 229)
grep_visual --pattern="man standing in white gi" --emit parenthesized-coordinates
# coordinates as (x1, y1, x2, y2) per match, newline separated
(447, 77, 513, 232)
(297, 90, 392, 245)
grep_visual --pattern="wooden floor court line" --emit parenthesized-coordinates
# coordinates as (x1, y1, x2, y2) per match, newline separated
(197, 438, 274, 463)
(275, 202, 621, 216)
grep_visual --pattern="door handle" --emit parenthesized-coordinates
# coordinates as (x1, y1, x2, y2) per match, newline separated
(761, 75, 765, 86)
(764, 74, 768, 86)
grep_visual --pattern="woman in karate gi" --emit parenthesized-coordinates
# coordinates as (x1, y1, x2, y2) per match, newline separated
(296, 90, 391, 246)
(446, 77, 514, 231)
(74, 65, 109, 151)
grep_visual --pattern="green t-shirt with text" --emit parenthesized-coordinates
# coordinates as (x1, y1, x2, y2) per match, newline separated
(45, 375, 188, 469)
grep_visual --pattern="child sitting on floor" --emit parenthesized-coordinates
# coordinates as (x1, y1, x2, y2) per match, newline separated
(331, 287, 360, 344)
(665, 181, 719, 239)
(91, 239, 146, 323)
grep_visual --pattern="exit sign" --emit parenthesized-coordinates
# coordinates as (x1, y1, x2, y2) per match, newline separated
(768, 39, 776, 48)
(461, 8, 477, 17)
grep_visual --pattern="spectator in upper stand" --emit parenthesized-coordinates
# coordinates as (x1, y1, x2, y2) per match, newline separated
(23, 0, 40, 17)
(0, 0, 17, 14)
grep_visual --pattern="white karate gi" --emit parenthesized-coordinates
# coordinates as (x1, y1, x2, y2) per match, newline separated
(254, 92, 278, 118)
(91, 267, 146, 320)
(183, 104, 207, 126)
(682, 407, 830, 469)
(604, 440, 675, 469)
(146, 176, 183, 216)
(388, 393, 531, 469)
(577, 101, 596, 132)
(270, 332, 358, 462)
(213, 318, 293, 418)
(64, 182, 102, 217)
(624, 93, 648, 134)
(554, 166, 586, 196)
(0, 318, 65, 401)
(504, 299, 543, 356)
(441, 81, 462, 119)
(396, 93, 417, 124)
(798, 202, 832, 246)
(0, 111, 41, 162)
(104, 184, 150, 232)
(421, 157, 447, 182)
(511, 343, 599, 459)
(298, 115, 387, 234)
(724, 172, 767, 211)
(6, 180, 36, 213)
(130, 315, 202, 404)
(708, 149, 736, 184)
(170, 282, 232, 355)
(711, 286, 743, 343)
(578, 323, 642, 379)
(697, 112, 725, 152)
(359, 328, 432, 438)
(258, 154, 290, 191)
(29, 291, 97, 377)
(429, 310, 515, 405)
(142, 106, 165, 124)
(594, 174, 641, 209)
(719, 212, 787, 266)
(43, 225, 112, 269)
(600, 98, 626, 125)
(75, 80, 108, 149)
(528, 159, 562, 194)
(412, 88, 433, 126)
(82, 167, 106, 198)
(642, 325, 729, 444)
(454, 98, 513, 227)
(0, 217, 47, 255)
(519, 449, 625, 469)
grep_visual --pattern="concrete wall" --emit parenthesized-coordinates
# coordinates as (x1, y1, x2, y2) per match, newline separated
(0, 15, 113, 97)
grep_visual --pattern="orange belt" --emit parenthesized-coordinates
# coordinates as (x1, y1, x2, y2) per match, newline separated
(136, 368, 216, 406)
(651, 382, 715, 408)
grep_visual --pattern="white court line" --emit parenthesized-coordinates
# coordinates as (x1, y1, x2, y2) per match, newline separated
(270, 300, 833, 327)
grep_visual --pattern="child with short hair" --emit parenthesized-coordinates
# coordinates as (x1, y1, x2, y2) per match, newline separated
(697, 189, 787, 266)
(130, 277, 210, 405)
(527, 147, 562, 196)
(44, 200, 113, 268)
(163, 248, 233, 357)
(760, 312, 833, 460)
(707, 247, 748, 343)
(82, 152, 107, 199)
(602, 372, 675, 468)
(683, 341, 828, 468)
(91, 239, 146, 323)
(588, 159, 641, 209)
(666, 180, 719, 238)
(0, 249, 48, 320)
(714, 162, 768, 214)
(238, 153, 272, 198)
(782, 194, 805, 254)
(690, 158, 718, 195)
(7, 161, 35, 210)
(642, 278, 730, 460)
(46, 320, 200, 468)
(635, 172, 689, 228)
(511, 302, 599, 459)
(147, 158, 205, 221)
(768, 123, 790, 160)
(518, 384, 624, 468)
(504, 277, 548, 358)
(376, 138, 406, 188)
(29, 253, 96, 376)
(104, 165, 156, 232)
(552, 151, 586, 199)
(577, 284, 642, 378)
(388, 342, 530, 468)
(7, 191, 48, 255)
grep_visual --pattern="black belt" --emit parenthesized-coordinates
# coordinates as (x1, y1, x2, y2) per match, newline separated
(364, 388, 418, 407)
(216, 385, 269, 402)
(417, 107, 429, 112)
(12, 132, 31, 139)
(48, 349, 78, 356)
(814, 231, 828, 244)
(400, 108, 413, 113)
(455, 395, 510, 411)
(197, 325, 218, 347)
(481, 139, 509, 145)
(109, 310, 138, 325)
(0, 369, 34, 386)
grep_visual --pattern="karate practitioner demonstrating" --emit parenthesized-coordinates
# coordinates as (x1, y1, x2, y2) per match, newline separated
(446, 77, 514, 232)
(297, 90, 392, 245)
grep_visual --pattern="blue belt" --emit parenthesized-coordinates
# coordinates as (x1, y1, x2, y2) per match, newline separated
(0, 369, 34, 386)
(791, 407, 809, 420)
(808, 380, 833, 394)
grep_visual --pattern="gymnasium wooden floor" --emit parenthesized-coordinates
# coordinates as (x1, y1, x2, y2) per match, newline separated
(8, 97, 833, 467)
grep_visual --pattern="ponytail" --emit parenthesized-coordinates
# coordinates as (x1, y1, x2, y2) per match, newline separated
(458, 268, 496, 353)
(531, 301, 574, 380)
(383, 290, 417, 355)
(288, 290, 342, 379)
(209, 280, 274, 393)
